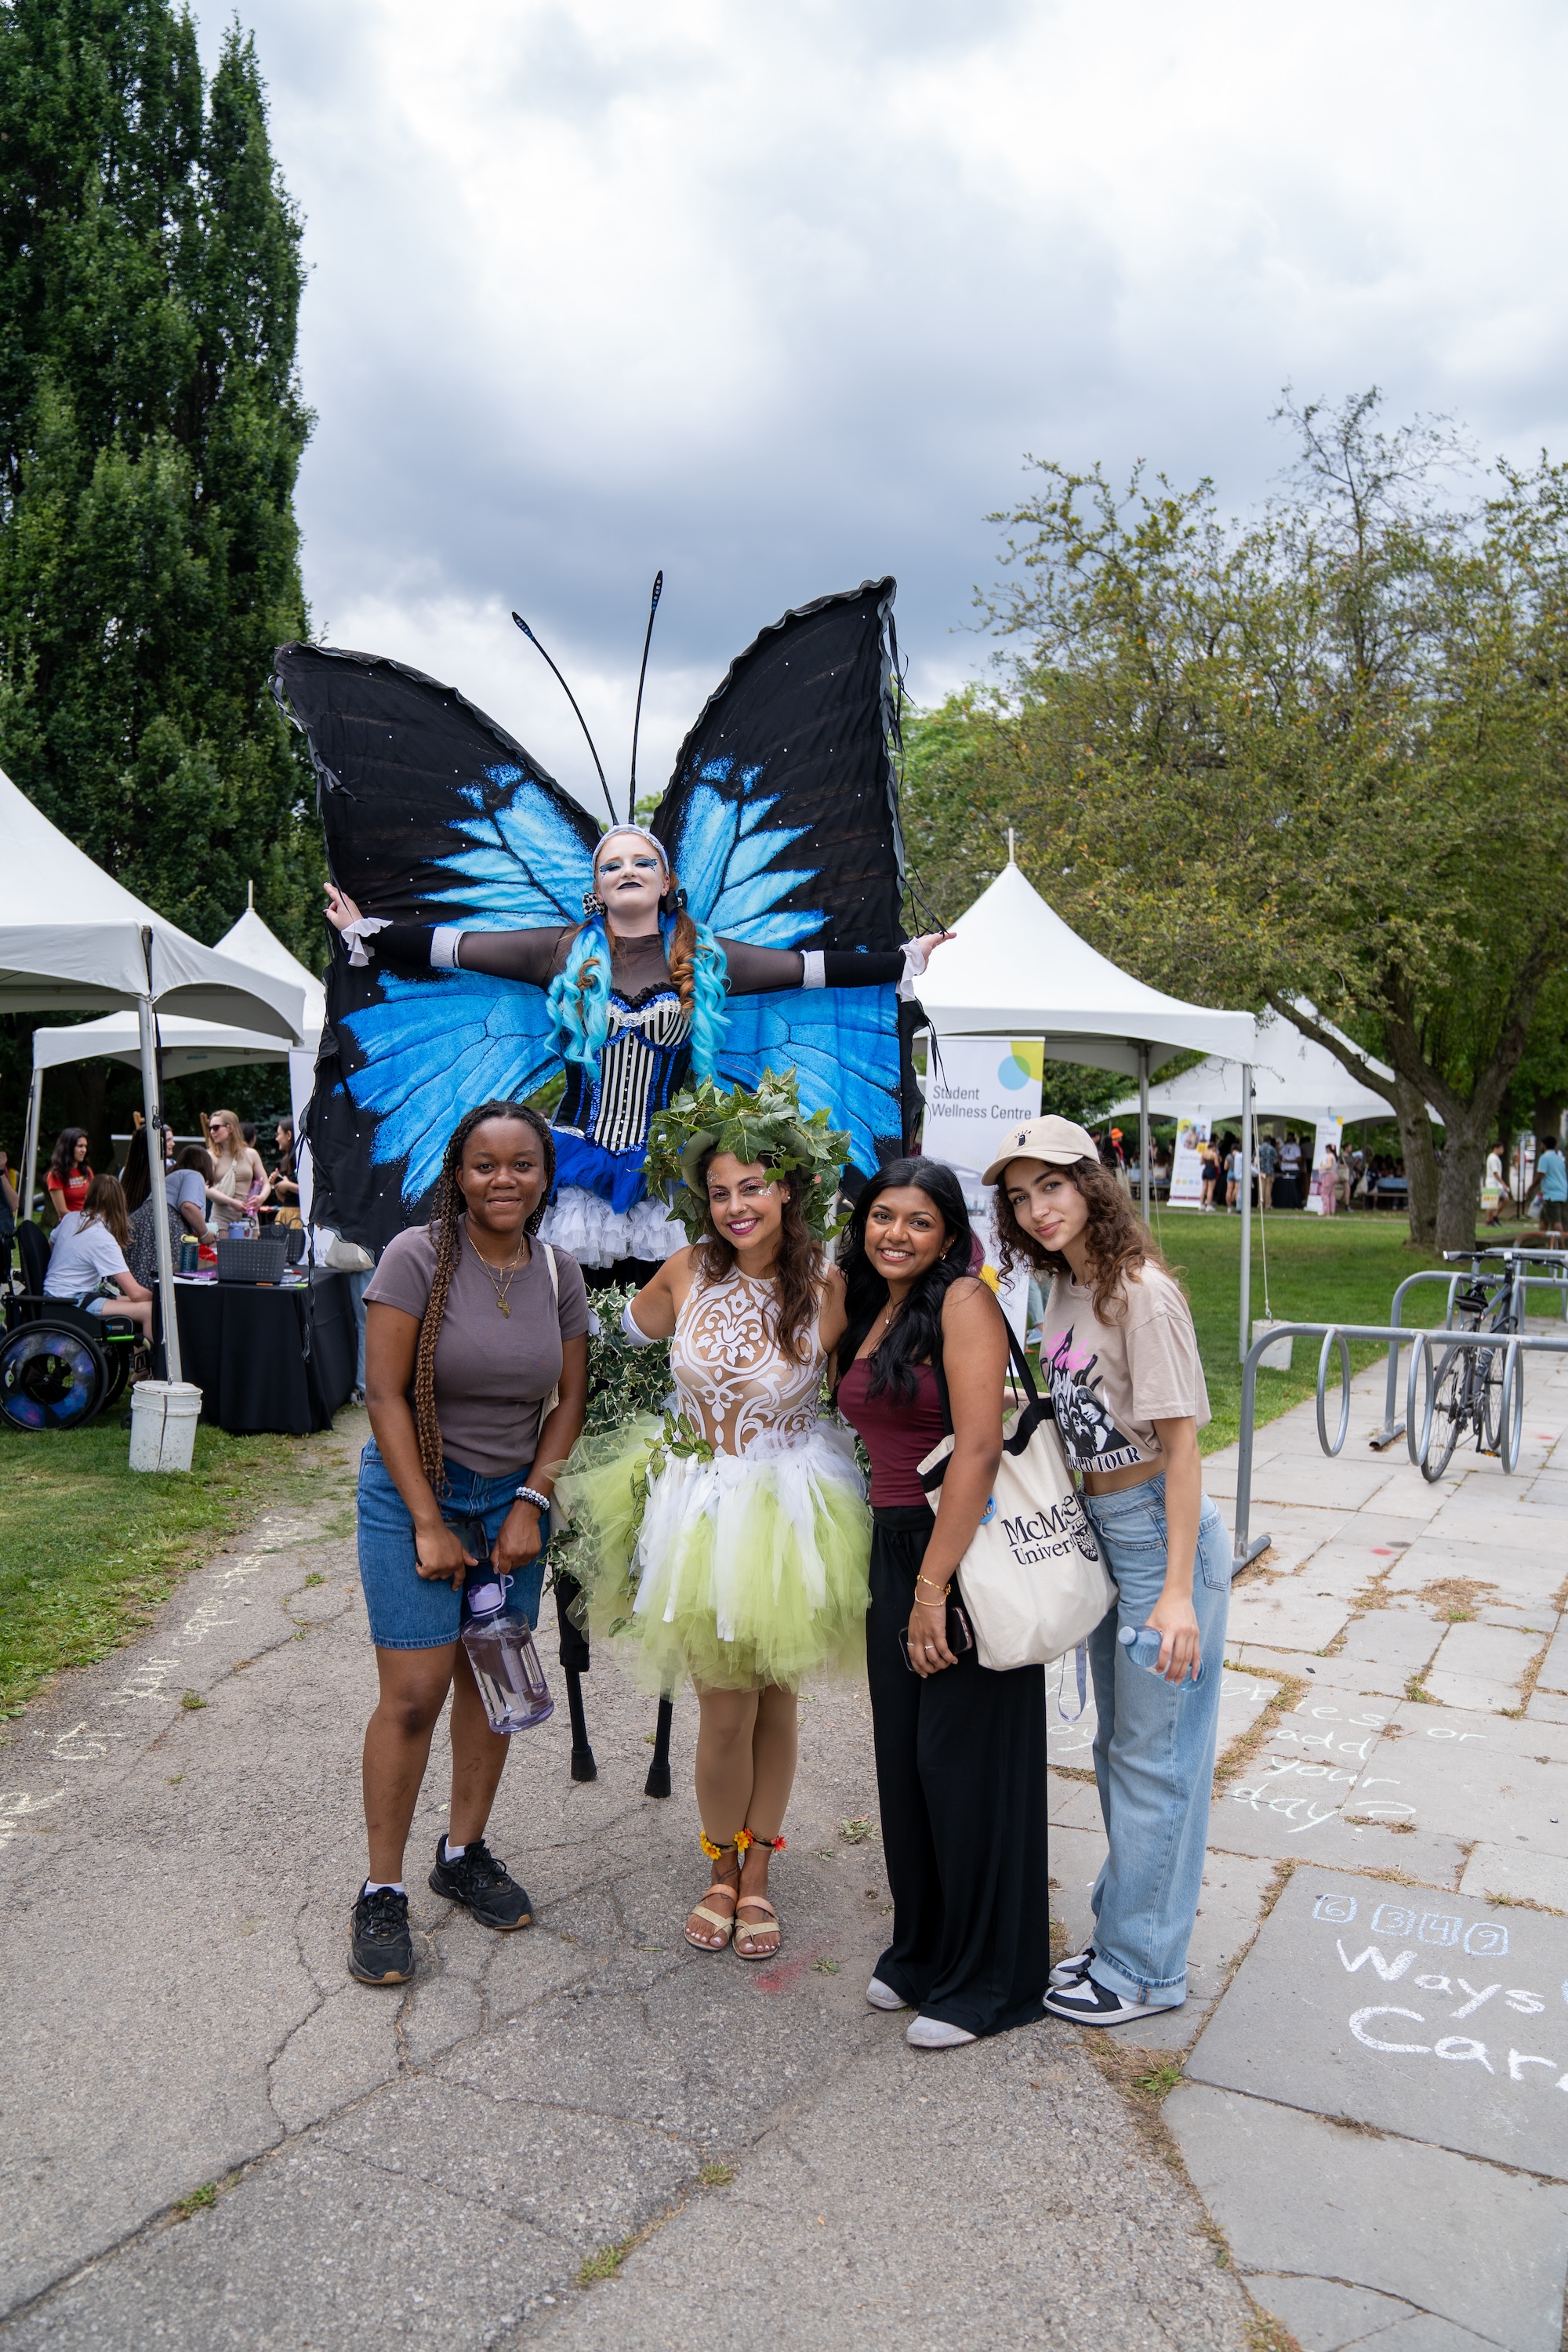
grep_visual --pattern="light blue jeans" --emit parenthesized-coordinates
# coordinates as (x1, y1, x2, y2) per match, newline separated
(1083, 1473, 1231, 2009)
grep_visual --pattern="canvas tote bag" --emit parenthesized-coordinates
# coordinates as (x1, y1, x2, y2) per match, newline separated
(917, 1328, 1116, 1671)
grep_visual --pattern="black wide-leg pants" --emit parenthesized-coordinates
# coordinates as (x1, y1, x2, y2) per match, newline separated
(865, 1505, 1051, 2037)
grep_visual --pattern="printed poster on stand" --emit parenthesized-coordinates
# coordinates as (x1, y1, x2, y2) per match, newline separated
(920, 1038, 1043, 1337)
(1168, 1116, 1211, 1208)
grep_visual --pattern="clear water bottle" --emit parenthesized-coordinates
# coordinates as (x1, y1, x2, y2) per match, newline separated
(459, 1537, 554, 1734)
(1118, 1621, 1205, 1688)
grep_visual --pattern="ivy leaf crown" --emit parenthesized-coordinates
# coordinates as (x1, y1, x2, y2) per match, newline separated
(644, 1067, 850, 1243)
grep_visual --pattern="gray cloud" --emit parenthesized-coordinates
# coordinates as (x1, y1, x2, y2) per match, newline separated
(194, 0, 1568, 806)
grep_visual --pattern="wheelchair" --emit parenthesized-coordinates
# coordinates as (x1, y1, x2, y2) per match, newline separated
(1, 1221, 141, 1433)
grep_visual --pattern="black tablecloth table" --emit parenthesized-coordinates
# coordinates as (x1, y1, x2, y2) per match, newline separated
(173, 1271, 357, 1435)
(1272, 1175, 1302, 1210)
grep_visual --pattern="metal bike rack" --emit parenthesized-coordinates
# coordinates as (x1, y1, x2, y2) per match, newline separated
(1367, 1251, 1568, 1451)
(1231, 1320, 1568, 1576)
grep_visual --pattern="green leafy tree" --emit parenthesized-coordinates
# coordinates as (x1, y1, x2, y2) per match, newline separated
(904, 394, 1568, 1251)
(0, 0, 319, 1154)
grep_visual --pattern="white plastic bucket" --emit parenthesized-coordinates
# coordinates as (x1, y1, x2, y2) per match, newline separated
(128, 1381, 204, 1472)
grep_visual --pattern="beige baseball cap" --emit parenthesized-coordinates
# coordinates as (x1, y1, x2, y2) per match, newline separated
(981, 1114, 1099, 1186)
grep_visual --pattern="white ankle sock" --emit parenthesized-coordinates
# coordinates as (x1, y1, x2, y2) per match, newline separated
(443, 1838, 466, 1864)
(364, 1880, 405, 1896)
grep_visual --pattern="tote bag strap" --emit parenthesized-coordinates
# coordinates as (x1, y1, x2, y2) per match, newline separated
(929, 1312, 1044, 1437)
(540, 1242, 562, 1421)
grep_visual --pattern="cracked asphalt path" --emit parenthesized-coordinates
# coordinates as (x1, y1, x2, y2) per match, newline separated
(0, 1412, 1251, 2350)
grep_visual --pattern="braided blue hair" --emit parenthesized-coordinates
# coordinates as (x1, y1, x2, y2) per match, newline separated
(546, 908, 730, 1078)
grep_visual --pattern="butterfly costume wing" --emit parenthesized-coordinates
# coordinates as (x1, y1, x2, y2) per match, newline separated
(272, 644, 597, 1247)
(650, 577, 907, 1179)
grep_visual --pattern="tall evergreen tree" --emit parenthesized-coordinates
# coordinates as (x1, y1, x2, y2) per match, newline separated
(0, 0, 318, 961)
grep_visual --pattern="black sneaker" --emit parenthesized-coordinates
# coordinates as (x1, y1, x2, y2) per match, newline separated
(1050, 1943, 1096, 1988)
(1044, 1974, 1173, 2028)
(350, 1885, 414, 1984)
(428, 1835, 533, 1930)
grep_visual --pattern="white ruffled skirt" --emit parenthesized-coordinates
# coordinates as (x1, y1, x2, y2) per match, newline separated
(539, 1186, 687, 1269)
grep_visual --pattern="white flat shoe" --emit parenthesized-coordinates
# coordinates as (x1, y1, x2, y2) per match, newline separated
(866, 1976, 908, 2012)
(906, 2015, 978, 2049)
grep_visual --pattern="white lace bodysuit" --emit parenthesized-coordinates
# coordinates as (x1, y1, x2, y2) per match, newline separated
(670, 1269, 826, 1457)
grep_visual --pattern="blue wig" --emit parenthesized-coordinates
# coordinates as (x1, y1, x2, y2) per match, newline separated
(546, 911, 730, 1079)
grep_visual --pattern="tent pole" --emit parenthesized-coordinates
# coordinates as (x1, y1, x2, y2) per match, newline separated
(21, 1063, 43, 1224)
(137, 976, 183, 1385)
(1240, 1064, 1254, 1363)
(1137, 1042, 1151, 1226)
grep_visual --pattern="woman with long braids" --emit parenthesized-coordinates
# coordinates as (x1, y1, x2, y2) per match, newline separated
(832, 1160, 1036, 2050)
(989, 1115, 1225, 2030)
(559, 1076, 869, 1961)
(348, 1100, 590, 1987)
(324, 826, 949, 1272)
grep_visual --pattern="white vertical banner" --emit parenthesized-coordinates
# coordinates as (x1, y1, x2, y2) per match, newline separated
(1168, 1115, 1210, 1208)
(1304, 1116, 1343, 1214)
(920, 1037, 1043, 1338)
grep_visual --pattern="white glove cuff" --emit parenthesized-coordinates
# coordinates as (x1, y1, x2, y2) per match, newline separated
(800, 949, 826, 991)
(430, 924, 463, 971)
(341, 916, 391, 968)
(620, 1298, 662, 1348)
(896, 939, 928, 1004)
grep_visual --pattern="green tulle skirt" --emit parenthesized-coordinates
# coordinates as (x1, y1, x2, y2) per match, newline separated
(555, 1415, 871, 1693)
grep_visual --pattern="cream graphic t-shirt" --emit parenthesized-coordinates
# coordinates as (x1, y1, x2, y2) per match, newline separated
(1039, 1265, 1210, 1475)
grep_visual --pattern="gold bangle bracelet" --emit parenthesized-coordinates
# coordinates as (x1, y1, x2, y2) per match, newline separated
(914, 1577, 951, 1601)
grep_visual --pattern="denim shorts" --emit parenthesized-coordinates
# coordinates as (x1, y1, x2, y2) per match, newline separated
(356, 1439, 549, 1650)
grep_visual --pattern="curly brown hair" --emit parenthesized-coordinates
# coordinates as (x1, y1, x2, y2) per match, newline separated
(695, 1150, 823, 1363)
(995, 1153, 1176, 1324)
(413, 1102, 557, 1490)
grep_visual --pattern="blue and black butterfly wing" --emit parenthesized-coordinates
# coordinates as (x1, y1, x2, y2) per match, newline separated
(273, 644, 597, 1246)
(648, 578, 908, 1174)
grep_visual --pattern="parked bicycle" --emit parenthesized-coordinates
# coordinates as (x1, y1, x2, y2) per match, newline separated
(1413, 1250, 1526, 1481)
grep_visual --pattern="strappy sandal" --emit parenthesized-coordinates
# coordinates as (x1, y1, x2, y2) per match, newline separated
(684, 1836, 739, 1953)
(733, 1829, 784, 1962)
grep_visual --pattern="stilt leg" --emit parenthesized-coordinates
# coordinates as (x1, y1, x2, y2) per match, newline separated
(564, 1666, 597, 1783)
(644, 1693, 673, 1798)
(552, 1572, 596, 1782)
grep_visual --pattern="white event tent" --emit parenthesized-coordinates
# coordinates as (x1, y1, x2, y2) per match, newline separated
(915, 853, 1261, 1358)
(4, 770, 306, 1381)
(1107, 1006, 1397, 1131)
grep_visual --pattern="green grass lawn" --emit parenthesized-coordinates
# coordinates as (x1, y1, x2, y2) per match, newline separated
(0, 1420, 355, 1718)
(1151, 1207, 1456, 1454)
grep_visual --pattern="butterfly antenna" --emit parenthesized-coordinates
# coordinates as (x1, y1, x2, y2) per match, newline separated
(511, 611, 618, 828)
(629, 569, 663, 822)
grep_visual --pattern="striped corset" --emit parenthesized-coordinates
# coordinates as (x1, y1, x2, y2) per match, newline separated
(554, 989, 694, 1156)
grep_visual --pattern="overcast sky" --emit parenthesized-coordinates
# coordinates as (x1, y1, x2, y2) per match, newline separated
(193, 0, 1568, 820)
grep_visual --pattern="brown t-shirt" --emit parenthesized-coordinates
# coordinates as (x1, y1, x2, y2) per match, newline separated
(365, 1225, 590, 1476)
(1038, 1265, 1209, 1476)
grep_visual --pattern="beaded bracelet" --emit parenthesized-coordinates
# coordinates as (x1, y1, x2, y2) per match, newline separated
(513, 1486, 550, 1514)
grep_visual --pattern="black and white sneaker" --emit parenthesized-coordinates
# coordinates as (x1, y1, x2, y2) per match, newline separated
(1050, 1943, 1096, 1989)
(429, 1836, 533, 1930)
(1044, 1974, 1169, 2028)
(350, 1885, 414, 1984)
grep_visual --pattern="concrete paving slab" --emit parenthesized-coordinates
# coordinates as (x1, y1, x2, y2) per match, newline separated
(1534, 1620, 1568, 1694)
(1046, 1662, 1278, 1775)
(1425, 1621, 1544, 1700)
(1527, 1690, 1568, 1724)
(1225, 1644, 1412, 1699)
(1167, 2083, 1568, 2352)
(1342, 1704, 1568, 1850)
(1458, 1842, 1568, 1914)
(1225, 1586, 1354, 1653)
(1333, 1610, 1444, 1677)
(1369, 2317, 1525, 2350)
(1184, 1867, 1568, 2176)
(1241, 2274, 1419, 2352)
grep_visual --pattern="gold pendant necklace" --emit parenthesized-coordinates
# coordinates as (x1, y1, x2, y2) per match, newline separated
(467, 1226, 528, 1315)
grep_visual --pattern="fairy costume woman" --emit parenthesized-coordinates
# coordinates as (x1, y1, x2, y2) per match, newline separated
(557, 1076, 870, 1958)
(276, 579, 946, 1269)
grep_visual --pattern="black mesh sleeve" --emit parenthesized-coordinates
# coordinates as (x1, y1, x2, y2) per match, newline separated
(718, 942, 906, 996)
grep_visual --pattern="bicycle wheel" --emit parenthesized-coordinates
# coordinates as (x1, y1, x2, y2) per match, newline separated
(1498, 1343, 1526, 1474)
(1421, 1344, 1467, 1483)
(1479, 1349, 1507, 1455)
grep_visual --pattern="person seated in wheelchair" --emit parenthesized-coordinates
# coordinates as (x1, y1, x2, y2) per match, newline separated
(46, 1174, 153, 1338)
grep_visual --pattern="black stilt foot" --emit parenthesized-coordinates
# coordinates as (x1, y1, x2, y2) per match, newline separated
(564, 1665, 597, 1781)
(644, 1693, 673, 1798)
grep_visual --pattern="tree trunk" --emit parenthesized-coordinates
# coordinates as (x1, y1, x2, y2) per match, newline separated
(1392, 1074, 1439, 1248)
(1434, 1116, 1489, 1257)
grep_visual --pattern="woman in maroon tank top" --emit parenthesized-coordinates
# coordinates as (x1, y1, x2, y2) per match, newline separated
(835, 1157, 1051, 2047)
